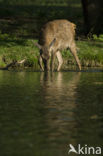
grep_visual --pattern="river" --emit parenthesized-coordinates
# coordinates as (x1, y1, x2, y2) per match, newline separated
(0, 71, 103, 156)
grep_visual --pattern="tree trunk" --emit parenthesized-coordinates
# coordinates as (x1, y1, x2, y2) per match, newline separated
(81, 0, 103, 36)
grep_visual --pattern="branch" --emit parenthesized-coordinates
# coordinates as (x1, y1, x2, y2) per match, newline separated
(0, 59, 26, 70)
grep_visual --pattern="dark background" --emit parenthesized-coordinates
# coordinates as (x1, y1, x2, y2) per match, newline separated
(0, 0, 103, 38)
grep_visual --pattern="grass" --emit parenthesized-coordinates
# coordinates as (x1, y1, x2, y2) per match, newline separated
(77, 39, 103, 67)
(0, 0, 103, 70)
(0, 32, 103, 70)
(0, 32, 39, 69)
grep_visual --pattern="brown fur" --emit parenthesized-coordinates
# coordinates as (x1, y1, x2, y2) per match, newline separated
(39, 20, 76, 47)
(37, 19, 81, 71)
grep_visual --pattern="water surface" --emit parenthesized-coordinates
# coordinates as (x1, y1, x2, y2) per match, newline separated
(0, 71, 103, 156)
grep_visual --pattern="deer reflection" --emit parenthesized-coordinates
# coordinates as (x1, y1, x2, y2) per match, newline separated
(40, 72, 81, 146)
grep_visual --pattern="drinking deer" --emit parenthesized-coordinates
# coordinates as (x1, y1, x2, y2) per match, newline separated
(35, 19, 81, 71)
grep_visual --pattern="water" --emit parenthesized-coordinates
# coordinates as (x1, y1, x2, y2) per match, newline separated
(0, 71, 103, 156)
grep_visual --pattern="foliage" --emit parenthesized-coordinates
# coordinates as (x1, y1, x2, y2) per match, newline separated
(0, 0, 83, 37)
(93, 34, 103, 42)
(0, 32, 103, 70)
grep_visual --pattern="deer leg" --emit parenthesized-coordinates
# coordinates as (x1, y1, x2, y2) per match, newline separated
(69, 42, 81, 70)
(56, 51, 63, 71)
(38, 55, 44, 71)
(46, 59, 50, 71)
(51, 53, 56, 71)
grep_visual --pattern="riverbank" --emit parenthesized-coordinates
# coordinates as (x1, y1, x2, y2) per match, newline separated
(0, 33, 103, 70)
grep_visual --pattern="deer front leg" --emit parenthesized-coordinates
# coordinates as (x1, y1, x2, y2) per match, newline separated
(51, 53, 56, 71)
(56, 51, 63, 71)
(46, 59, 50, 71)
(38, 55, 44, 71)
(69, 42, 81, 70)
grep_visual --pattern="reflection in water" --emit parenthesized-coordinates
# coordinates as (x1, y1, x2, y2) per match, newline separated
(40, 72, 81, 150)
(0, 71, 103, 156)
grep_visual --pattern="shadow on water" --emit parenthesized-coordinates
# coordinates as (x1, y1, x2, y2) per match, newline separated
(0, 71, 103, 155)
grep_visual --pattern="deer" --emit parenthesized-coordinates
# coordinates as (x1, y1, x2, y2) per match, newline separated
(35, 19, 81, 71)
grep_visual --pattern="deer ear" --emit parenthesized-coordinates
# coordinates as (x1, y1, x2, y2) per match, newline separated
(34, 42, 42, 49)
(49, 38, 56, 48)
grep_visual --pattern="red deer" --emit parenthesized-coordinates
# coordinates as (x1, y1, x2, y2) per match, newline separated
(35, 19, 81, 71)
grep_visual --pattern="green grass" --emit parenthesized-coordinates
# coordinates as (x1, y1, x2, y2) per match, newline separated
(0, 32, 103, 70)
(0, 0, 102, 71)
(0, 32, 39, 69)
(77, 39, 103, 67)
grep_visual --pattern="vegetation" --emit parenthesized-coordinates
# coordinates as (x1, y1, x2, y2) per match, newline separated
(0, 32, 103, 70)
(0, 0, 83, 37)
(0, 0, 103, 70)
